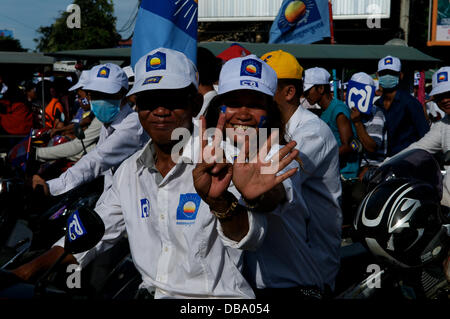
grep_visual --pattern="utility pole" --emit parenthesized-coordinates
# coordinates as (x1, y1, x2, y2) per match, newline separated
(399, 0, 411, 44)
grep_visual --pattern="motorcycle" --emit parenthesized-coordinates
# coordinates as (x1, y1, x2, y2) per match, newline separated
(335, 149, 450, 299)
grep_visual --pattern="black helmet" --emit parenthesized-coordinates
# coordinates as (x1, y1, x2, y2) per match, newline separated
(354, 178, 449, 268)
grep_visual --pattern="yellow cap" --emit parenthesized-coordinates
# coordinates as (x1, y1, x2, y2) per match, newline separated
(260, 50, 303, 80)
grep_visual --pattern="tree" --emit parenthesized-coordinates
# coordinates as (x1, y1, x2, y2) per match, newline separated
(34, 0, 121, 52)
(0, 36, 25, 51)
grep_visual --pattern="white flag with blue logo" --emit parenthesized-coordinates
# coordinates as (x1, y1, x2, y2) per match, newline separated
(346, 80, 376, 114)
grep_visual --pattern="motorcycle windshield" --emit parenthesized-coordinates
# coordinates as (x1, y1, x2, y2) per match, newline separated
(369, 149, 443, 200)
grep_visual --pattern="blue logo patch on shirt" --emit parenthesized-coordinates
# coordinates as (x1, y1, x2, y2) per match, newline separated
(437, 72, 448, 83)
(67, 210, 87, 242)
(384, 58, 393, 65)
(97, 66, 110, 78)
(146, 52, 166, 72)
(143, 76, 163, 85)
(176, 193, 201, 225)
(240, 59, 262, 79)
(140, 198, 150, 218)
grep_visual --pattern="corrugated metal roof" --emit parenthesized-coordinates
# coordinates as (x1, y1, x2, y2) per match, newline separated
(46, 43, 441, 66)
(198, 0, 391, 21)
(0, 51, 55, 65)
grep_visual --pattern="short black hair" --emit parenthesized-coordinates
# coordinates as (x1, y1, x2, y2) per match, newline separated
(277, 78, 303, 97)
(197, 47, 222, 86)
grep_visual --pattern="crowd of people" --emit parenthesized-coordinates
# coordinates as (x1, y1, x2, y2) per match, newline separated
(0, 45, 449, 299)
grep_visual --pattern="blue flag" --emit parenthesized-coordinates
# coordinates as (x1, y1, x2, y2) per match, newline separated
(131, 0, 198, 69)
(269, 0, 330, 44)
(346, 80, 376, 114)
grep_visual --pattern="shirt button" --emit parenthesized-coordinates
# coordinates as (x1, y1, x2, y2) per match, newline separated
(164, 246, 169, 252)
(160, 214, 164, 220)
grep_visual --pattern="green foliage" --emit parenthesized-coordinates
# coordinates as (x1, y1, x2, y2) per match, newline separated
(34, 0, 121, 52)
(0, 36, 25, 52)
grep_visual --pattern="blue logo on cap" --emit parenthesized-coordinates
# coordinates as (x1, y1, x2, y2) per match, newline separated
(176, 193, 201, 225)
(143, 76, 163, 85)
(97, 66, 110, 78)
(146, 52, 166, 72)
(437, 72, 448, 83)
(67, 210, 87, 242)
(240, 59, 262, 79)
(384, 58, 393, 65)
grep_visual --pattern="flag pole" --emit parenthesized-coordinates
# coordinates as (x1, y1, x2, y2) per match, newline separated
(328, 0, 335, 44)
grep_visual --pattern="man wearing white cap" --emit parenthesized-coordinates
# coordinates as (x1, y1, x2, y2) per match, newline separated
(12, 48, 264, 299)
(32, 63, 149, 196)
(34, 70, 103, 162)
(384, 67, 450, 207)
(198, 54, 341, 299)
(303, 67, 360, 179)
(375, 55, 429, 157)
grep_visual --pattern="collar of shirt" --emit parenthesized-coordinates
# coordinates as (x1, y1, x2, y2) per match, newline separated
(135, 120, 200, 174)
(106, 103, 133, 133)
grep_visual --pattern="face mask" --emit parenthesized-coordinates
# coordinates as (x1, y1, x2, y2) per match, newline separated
(378, 75, 399, 89)
(90, 99, 121, 123)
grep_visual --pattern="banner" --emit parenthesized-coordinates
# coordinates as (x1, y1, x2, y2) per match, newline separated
(346, 80, 376, 114)
(269, 0, 331, 44)
(131, 0, 198, 69)
(428, 0, 450, 46)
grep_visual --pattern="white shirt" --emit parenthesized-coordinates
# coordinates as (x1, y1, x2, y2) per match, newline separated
(59, 123, 255, 299)
(36, 117, 102, 162)
(386, 115, 450, 207)
(219, 107, 343, 291)
(47, 104, 149, 196)
(195, 90, 217, 119)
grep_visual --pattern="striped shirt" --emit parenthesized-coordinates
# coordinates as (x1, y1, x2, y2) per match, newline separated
(361, 105, 387, 166)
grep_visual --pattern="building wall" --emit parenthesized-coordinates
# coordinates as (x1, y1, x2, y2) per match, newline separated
(198, 0, 391, 22)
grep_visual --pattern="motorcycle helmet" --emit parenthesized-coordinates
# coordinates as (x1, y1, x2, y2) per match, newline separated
(354, 178, 449, 268)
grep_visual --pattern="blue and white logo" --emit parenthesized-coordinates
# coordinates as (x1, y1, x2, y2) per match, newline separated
(240, 80, 259, 88)
(176, 193, 201, 225)
(346, 80, 376, 114)
(146, 52, 167, 72)
(240, 59, 262, 79)
(140, 198, 150, 218)
(437, 72, 448, 83)
(67, 210, 87, 242)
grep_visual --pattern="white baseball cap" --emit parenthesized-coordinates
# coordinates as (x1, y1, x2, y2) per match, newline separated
(350, 72, 376, 86)
(69, 70, 91, 91)
(217, 54, 277, 97)
(430, 66, 450, 96)
(377, 56, 401, 73)
(128, 48, 198, 97)
(83, 63, 129, 94)
(303, 67, 330, 92)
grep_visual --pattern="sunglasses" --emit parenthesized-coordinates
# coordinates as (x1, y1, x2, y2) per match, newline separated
(136, 93, 192, 111)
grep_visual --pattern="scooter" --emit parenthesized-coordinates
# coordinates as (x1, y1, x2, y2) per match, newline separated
(335, 149, 450, 299)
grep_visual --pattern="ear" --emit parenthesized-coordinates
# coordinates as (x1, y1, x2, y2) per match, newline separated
(317, 85, 325, 95)
(190, 92, 204, 118)
(399, 72, 404, 80)
(285, 84, 297, 102)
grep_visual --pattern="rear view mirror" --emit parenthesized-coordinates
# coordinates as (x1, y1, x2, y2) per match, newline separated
(64, 206, 105, 254)
(73, 123, 85, 140)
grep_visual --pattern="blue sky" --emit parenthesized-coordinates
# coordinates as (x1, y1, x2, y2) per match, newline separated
(0, 0, 140, 51)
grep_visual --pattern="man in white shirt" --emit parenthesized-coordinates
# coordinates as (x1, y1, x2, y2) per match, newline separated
(260, 50, 342, 293)
(32, 63, 149, 196)
(11, 49, 259, 298)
